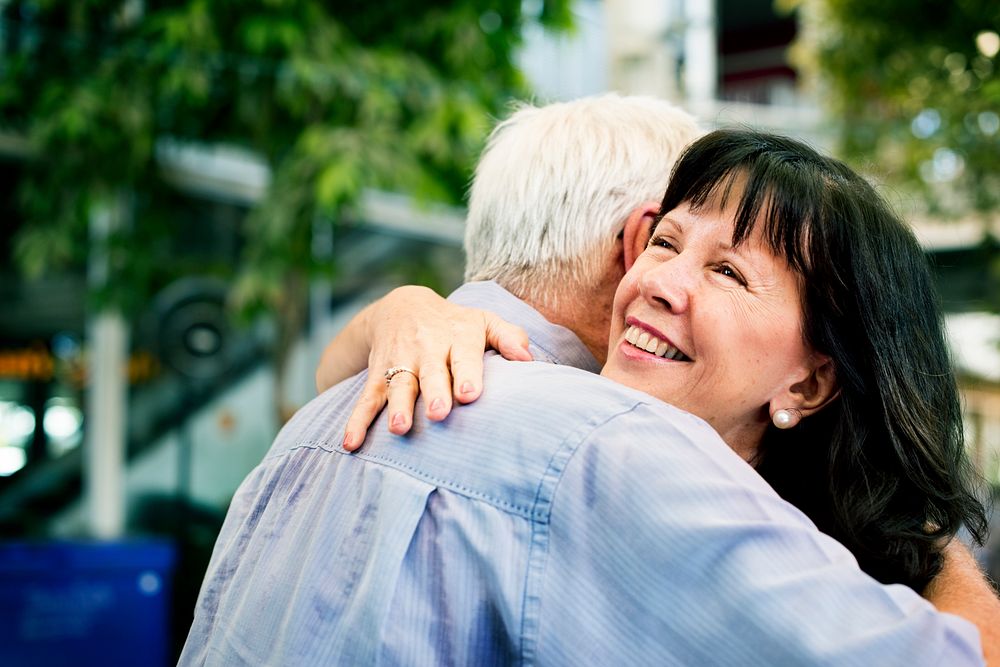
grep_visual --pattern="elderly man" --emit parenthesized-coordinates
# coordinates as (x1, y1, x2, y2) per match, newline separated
(181, 95, 995, 665)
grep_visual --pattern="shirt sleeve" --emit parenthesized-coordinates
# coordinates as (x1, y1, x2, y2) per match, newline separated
(533, 402, 985, 666)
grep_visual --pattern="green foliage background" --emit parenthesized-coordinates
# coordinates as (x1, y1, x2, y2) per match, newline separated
(7, 0, 996, 379)
(0, 0, 571, 313)
(786, 0, 1000, 218)
(0, 0, 570, 412)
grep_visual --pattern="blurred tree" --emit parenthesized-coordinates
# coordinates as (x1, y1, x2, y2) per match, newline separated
(785, 0, 1000, 219)
(0, 0, 572, 420)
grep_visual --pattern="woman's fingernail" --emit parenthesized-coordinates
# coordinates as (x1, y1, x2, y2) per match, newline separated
(460, 381, 475, 395)
(430, 398, 444, 413)
(391, 412, 406, 429)
(342, 432, 355, 450)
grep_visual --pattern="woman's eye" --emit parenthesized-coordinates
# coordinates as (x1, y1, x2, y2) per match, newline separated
(648, 236, 676, 251)
(716, 264, 747, 286)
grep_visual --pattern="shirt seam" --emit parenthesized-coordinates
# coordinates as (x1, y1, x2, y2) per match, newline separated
(518, 400, 653, 666)
(277, 440, 545, 521)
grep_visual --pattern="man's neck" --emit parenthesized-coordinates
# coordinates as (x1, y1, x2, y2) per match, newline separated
(528, 297, 608, 366)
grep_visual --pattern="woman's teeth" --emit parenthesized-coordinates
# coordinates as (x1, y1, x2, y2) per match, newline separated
(624, 325, 690, 361)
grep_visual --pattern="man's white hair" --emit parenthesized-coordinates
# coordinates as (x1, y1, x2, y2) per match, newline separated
(464, 93, 702, 307)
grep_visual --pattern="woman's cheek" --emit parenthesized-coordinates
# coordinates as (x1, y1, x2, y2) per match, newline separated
(614, 270, 642, 308)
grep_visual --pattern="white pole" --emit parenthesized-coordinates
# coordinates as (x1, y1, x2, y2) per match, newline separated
(683, 0, 718, 112)
(85, 194, 130, 539)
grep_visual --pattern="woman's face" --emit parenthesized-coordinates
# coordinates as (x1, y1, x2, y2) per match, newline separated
(601, 196, 819, 459)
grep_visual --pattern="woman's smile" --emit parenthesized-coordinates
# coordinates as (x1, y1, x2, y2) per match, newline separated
(602, 196, 820, 458)
(621, 319, 692, 361)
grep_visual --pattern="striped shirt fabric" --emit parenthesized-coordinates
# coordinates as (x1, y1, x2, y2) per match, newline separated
(180, 280, 983, 666)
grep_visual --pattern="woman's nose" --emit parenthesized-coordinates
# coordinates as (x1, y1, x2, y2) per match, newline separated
(639, 255, 693, 313)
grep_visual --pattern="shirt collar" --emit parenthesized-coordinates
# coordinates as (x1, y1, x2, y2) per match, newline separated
(448, 281, 601, 373)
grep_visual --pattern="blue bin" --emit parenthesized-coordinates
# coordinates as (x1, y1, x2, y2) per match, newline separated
(0, 540, 176, 667)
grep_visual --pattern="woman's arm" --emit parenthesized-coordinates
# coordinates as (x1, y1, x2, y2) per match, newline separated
(923, 540, 1000, 664)
(315, 285, 532, 449)
(314, 299, 380, 394)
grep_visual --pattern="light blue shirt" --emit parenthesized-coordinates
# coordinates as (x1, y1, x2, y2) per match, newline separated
(181, 281, 983, 666)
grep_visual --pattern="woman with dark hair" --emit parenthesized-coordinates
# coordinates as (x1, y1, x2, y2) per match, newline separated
(317, 129, 988, 594)
(637, 129, 987, 591)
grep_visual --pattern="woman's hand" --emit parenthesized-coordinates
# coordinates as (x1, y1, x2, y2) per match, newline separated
(315, 285, 532, 450)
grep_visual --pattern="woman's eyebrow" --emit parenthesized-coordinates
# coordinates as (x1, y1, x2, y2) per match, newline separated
(719, 239, 765, 264)
(652, 214, 683, 235)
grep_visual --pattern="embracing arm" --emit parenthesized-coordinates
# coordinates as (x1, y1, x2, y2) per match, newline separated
(314, 298, 380, 394)
(315, 285, 531, 449)
(924, 540, 1000, 664)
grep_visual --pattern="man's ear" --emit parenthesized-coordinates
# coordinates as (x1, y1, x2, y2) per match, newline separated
(774, 354, 839, 421)
(622, 202, 661, 271)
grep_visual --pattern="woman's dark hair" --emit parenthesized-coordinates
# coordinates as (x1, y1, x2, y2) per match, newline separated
(659, 129, 988, 591)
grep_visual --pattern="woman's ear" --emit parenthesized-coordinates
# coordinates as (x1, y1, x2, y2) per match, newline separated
(621, 202, 661, 271)
(777, 354, 840, 420)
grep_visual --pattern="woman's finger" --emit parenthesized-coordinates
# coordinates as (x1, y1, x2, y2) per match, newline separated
(449, 312, 532, 404)
(342, 374, 389, 451)
(385, 368, 420, 435)
(450, 352, 485, 404)
(486, 316, 532, 362)
(447, 314, 489, 403)
(419, 365, 455, 422)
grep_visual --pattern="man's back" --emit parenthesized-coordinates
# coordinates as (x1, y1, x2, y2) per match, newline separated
(181, 283, 982, 666)
(181, 353, 679, 664)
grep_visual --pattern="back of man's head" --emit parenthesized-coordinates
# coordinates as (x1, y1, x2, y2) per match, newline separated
(464, 93, 701, 308)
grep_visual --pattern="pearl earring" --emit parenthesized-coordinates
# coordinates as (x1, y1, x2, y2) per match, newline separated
(772, 408, 800, 429)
